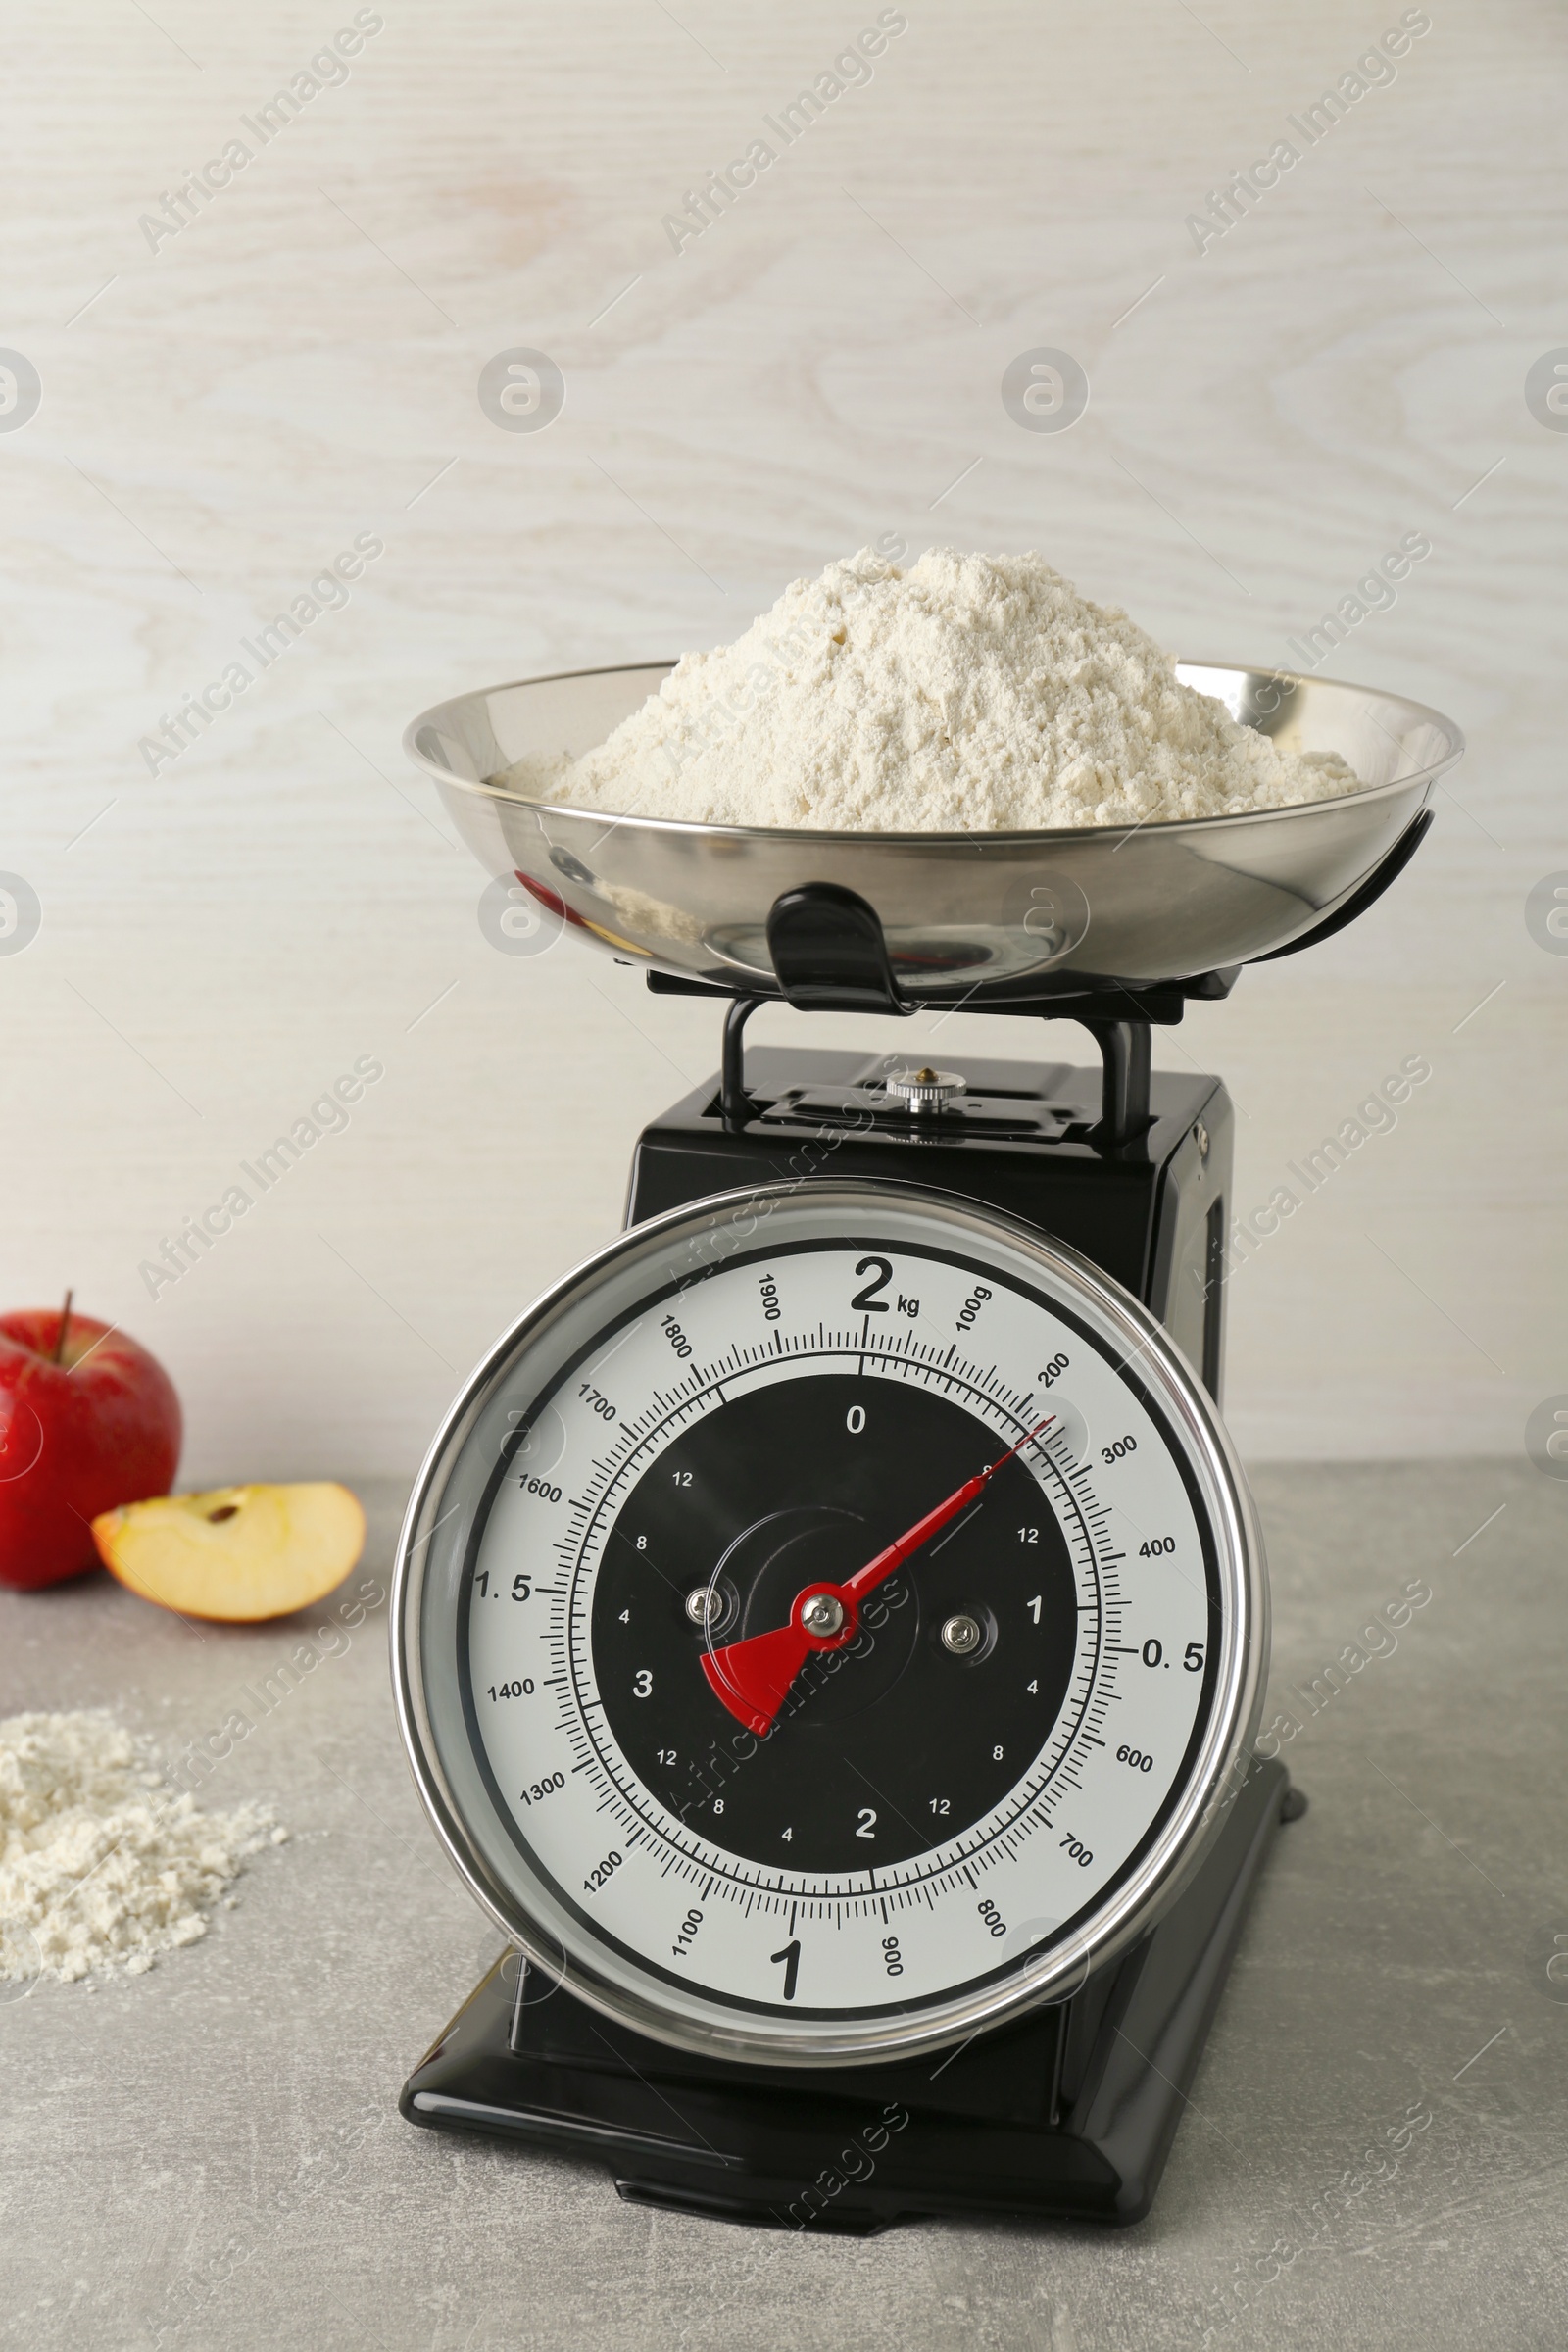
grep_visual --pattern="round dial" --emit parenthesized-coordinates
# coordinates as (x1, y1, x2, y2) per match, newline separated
(395, 1182, 1266, 2066)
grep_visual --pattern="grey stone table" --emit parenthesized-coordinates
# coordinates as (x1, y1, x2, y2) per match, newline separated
(2, 1462, 1563, 2352)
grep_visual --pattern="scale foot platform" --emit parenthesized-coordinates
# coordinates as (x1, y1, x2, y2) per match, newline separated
(400, 1760, 1297, 2231)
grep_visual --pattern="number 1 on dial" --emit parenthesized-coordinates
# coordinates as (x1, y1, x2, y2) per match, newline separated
(770, 1938, 801, 2001)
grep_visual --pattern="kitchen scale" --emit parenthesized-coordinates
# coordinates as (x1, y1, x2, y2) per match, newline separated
(391, 662, 1462, 2230)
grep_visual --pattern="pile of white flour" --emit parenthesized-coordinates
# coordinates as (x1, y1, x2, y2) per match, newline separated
(517, 548, 1359, 831)
(0, 1710, 284, 1985)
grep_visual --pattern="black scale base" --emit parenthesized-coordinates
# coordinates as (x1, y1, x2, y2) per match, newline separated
(403, 1761, 1298, 2231)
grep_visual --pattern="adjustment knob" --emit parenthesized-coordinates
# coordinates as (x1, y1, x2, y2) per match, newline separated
(887, 1065, 967, 1117)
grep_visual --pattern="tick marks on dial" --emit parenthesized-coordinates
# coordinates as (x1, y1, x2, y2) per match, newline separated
(447, 1225, 1230, 2033)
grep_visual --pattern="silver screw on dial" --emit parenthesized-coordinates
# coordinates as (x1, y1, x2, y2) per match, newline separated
(685, 1588, 719, 1626)
(941, 1612, 983, 1656)
(801, 1592, 846, 1637)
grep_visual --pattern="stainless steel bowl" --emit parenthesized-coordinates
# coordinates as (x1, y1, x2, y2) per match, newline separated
(404, 662, 1463, 998)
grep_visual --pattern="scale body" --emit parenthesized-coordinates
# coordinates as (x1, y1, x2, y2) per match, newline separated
(393, 660, 1461, 2231)
(399, 1035, 1277, 2229)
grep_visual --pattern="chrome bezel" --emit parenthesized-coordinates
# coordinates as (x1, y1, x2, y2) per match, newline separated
(391, 1178, 1268, 2069)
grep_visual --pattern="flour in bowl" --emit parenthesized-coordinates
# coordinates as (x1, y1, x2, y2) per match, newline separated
(510, 548, 1359, 832)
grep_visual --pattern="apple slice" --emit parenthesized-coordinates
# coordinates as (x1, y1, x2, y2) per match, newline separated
(91, 1482, 366, 1622)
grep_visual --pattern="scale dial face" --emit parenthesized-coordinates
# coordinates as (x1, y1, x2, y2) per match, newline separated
(395, 1182, 1266, 2066)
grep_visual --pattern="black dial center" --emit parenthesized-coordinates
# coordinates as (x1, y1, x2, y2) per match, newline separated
(588, 1375, 1081, 1874)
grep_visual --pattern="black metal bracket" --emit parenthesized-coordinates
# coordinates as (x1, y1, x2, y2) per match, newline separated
(764, 882, 914, 1015)
(720, 996, 761, 1130)
(658, 812, 1433, 1148)
(1082, 1019, 1152, 1145)
(710, 887, 1156, 1146)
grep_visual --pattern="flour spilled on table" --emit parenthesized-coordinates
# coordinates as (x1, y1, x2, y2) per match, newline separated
(0, 1709, 284, 1985)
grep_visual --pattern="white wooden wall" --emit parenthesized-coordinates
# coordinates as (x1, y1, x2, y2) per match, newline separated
(5, 0, 1560, 1480)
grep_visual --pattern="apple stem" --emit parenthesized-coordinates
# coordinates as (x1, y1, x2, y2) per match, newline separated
(53, 1288, 73, 1365)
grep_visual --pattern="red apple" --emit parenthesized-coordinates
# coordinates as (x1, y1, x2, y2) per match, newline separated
(0, 1301, 181, 1591)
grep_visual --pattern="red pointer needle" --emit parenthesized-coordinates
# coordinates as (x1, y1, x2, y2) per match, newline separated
(699, 1416, 1054, 1737)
